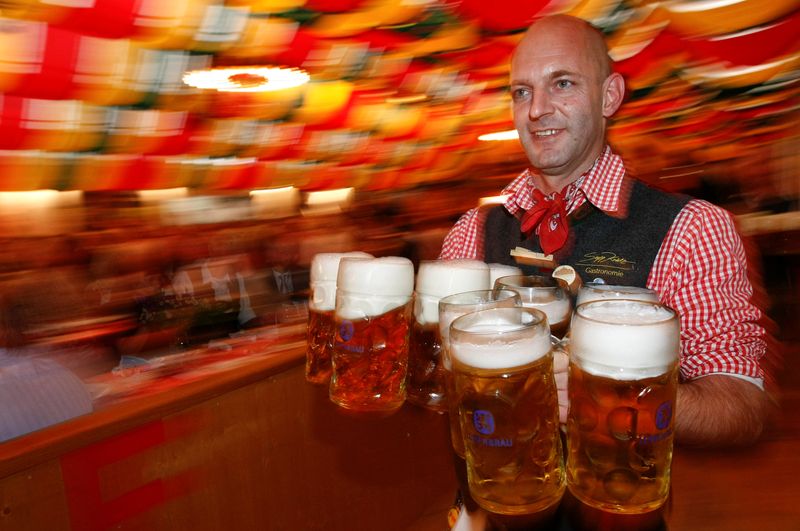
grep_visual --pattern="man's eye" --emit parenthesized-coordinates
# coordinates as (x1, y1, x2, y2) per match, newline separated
(556, 79, 573, 89)
(512, 88, 530, 100)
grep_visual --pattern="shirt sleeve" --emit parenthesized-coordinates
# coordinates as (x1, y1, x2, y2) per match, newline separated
(649, 200, 766, 382)
(0, 356, 93, 442)
(438, 208, 481, 260)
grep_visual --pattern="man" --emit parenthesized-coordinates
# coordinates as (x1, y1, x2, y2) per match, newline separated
(440, 15, 768, 448)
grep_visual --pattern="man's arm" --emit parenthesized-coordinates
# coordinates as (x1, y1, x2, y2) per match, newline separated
(676, 375, 769, 447)
(651, 200, 770, 447)
(438, 208, 480, 260)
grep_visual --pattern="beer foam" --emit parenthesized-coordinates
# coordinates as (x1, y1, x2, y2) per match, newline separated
(488, 263, 522, 286)
(570, 300, 679, 379)
(576, 284, 659, 306)
(309, 252, 373, 311)
(495, 275, 569, 323)
(440, 306, 480, 368)
(451, 324, 551, 369)
(438, 290, 519, 360)
(414, 260, 490, 324)
(311, 252, 374, 282)
(450, 318, 552, 369)
(336, 256, 414, 319)
(524, 298, 571, 327)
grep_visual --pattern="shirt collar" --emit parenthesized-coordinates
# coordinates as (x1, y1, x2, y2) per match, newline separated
(502, 146, 626, 215)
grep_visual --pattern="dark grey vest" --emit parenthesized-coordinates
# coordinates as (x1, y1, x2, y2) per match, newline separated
(483, 179, 690, 286)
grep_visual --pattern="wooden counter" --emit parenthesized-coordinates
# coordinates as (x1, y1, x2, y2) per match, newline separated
(0, 348, 457, 531)
(1, 340, 799, 531)
(667, 339, 800, 531)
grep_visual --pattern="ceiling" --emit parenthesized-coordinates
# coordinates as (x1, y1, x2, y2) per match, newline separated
(0, 0, 797, 193)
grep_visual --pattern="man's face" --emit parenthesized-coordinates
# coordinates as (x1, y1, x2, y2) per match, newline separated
(510, 22, 610, 185)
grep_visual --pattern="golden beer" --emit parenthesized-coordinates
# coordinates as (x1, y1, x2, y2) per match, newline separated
(305, 308, 335, 384)
(406, 259, 490, 411)
(306, 252, 372, 384)
(450, 307, 565, 515)
(406, 321, 447, 411)
(567, 362, 678, 513)
(329, 256, 415, 416)
(567, 300, 680, 514)
(439, 289, 521, 458)
(329, 303, 412, 415)
(548, 316, 570, 340)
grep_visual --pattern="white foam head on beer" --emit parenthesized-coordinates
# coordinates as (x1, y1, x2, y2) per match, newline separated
(438, 290, 519, 370)
(496, 275, 570, 326)
(439, 301, 483, 346)
(571, 300, 679, 379)
(525, 297, 571, 327)
(336, 256, 415, 320)
(576, 283, 659, 306)
(488, 263, 522, 287)
(414, 260, 490, 325)
(450, 310, 551, 370)
(310, 252, 373, 311)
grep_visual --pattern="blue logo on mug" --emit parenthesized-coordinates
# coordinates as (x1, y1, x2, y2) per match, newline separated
(473, 410, 495, 435)
(339, 320, 354, 342)
(655, 401, 673, 430)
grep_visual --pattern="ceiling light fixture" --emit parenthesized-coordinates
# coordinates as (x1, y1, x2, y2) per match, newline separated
(478, 129, 519, 141)
(183, 66, 310, 93)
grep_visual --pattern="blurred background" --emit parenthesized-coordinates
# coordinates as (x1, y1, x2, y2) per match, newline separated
(0, 0, 796, 379)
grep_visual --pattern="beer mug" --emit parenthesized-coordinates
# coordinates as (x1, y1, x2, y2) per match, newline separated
(438, 289, 521, 459)
(576, 283, 659, 306)
(406, 259, 490, 411)
(450, 307, 565, 516)
(329, 256, 415, 416)
(306, 251, 372, 384)
(494, 275, 572, 339)
(567, 300, 679, 514)
(488, 263, 522, 287)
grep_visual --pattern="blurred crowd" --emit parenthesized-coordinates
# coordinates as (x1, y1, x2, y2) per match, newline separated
(1, 150, 798, 379)
(0, 184, 480, 384)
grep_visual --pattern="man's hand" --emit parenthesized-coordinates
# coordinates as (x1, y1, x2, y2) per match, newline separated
(553, 347, 569, 424)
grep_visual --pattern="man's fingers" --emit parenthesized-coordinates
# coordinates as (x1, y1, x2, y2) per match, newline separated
(553, 349, 569, 372)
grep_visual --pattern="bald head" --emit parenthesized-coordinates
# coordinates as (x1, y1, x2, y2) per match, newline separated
(517, 15, 612, 82)
(508, 14, 625, 189)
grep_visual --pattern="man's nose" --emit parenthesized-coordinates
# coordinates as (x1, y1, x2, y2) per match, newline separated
(529, 90, 554, 120)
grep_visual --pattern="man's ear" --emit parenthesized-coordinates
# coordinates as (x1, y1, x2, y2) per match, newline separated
(602, 72, 625, 118)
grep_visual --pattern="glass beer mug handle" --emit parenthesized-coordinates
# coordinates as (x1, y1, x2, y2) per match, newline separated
(551, 337, 570, 425)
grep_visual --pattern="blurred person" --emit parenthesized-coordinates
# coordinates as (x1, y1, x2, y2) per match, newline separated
(167, 228, 261, 345)
(4, 239, 120, 378)
(263, 225, 309, 300)
(0, 286, 93, 442)
(440, 15, 769, 449)
(85, 236, 167, 317)
(297, 213, 361, 265)
(113, 235, 197, 357)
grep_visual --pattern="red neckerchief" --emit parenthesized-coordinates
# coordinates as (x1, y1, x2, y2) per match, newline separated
(520, 188, 569, 255)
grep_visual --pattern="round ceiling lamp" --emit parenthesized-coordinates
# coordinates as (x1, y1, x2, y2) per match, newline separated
(182, 66, 310, 93)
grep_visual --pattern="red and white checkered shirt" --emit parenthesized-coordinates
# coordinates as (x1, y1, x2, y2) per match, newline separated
(439, 147, 766, 383)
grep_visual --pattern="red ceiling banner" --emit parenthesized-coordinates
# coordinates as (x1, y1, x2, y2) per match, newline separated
(453, 0, 560, 33)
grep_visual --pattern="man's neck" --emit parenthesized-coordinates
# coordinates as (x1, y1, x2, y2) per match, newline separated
(532, 147, 606, 194)
(533, 175, 573, 195)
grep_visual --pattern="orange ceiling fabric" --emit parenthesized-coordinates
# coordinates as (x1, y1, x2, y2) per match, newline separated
(0, 0, 796, 190)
